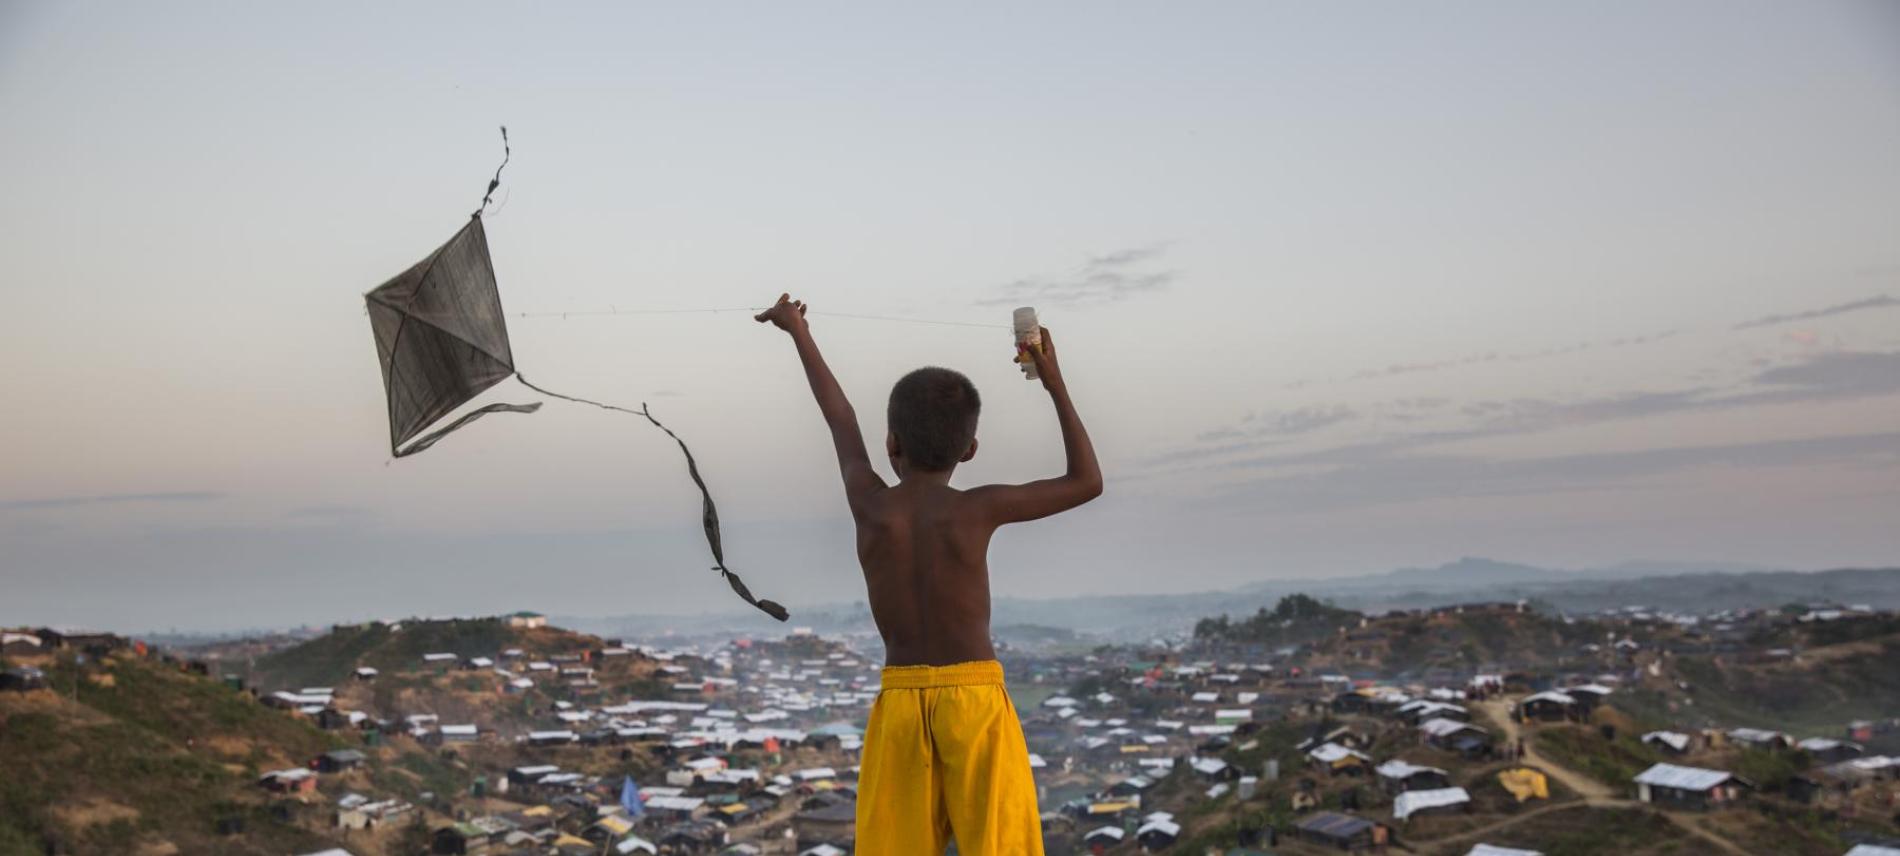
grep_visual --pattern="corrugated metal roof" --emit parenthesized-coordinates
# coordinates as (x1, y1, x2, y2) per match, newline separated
(1308, 742, 1369, 763)
(1642, 731, 1690, 752)
(1138, 818, 1181, 838)
(1468, 845, 1544, 856)
(1394, 787, 1470, 820)
(1297, 811, 1374, 838)
(1633, 762, 1733, 791)
(1420, 717, 1483, 737)
(1377, 760, 1446, 779)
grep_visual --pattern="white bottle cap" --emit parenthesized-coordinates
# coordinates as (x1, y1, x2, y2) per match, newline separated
(1013, 307, 1039, 337)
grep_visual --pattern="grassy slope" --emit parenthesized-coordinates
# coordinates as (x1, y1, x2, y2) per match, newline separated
(251, 618, 603, 692)
(1620, 635, 1900, 736)
(0, 655, 348, 856)
(1459, 805, 1689, 856)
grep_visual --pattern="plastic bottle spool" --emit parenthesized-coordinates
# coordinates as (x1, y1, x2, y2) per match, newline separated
(1013, 307, 1041, 380)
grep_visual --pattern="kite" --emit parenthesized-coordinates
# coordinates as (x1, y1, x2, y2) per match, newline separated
(364, 127, 788, 621)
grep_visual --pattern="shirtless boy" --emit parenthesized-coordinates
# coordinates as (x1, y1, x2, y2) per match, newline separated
(756, 293, 1102, 854)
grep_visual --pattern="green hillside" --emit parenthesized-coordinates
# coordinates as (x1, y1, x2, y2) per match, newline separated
(250, 617, 597, 691)
(1617, 634, 1900, 740)
(1, 654, 350, 856)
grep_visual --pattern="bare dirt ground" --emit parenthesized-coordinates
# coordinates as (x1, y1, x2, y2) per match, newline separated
(1446, 697, 1752, 856)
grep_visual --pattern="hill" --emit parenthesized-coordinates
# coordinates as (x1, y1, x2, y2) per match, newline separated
(567, 565, 1900, 640)
(0, 651, 351, 855)
(1615, 621, 1900, 746)
(248, 617, 597, 692)
(1192, 596, 1606, 677)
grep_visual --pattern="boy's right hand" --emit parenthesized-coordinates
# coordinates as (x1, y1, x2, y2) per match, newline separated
(754, 293, 809, 334)
(1021, 326, 1065, 391)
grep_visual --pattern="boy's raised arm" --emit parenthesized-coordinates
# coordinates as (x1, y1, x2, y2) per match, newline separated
(969, 327, 1104, 525)
(756, 294, 886, 510)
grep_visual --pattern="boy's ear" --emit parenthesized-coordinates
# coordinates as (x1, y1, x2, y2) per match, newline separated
(960, 437, 979, 463)
(885, 431, 899, 460)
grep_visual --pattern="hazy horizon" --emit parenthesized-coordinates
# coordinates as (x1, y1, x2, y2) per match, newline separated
(4, 2, 1898, 632)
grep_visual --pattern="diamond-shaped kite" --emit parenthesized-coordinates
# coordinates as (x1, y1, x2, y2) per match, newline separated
(361, 128, 787, 621)
(367, 215, 542, 458)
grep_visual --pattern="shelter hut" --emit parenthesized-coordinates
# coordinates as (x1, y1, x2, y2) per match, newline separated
(1375, 760, 1450, 794)
(1294, 811, 1388, 850)
(1632, 763, 1750, 810)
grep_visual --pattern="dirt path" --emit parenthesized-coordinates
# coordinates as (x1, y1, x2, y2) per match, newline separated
(1458, 697, 1751, 856)
(1415, 800, 1582, 853)
(1473, 699, 1614, 801)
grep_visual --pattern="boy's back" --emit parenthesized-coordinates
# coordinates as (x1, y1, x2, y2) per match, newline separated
(758, 294, 1101, 854)
(855, 480, 997, 666)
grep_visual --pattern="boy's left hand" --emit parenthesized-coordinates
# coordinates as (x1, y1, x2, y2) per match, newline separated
(754, 293, 809, 333)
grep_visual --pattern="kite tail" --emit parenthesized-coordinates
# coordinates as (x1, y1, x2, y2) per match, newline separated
(515, 374, 790, 622)
(393, 402, 542, 458)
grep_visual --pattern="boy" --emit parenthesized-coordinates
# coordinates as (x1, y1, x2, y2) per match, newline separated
(756, 293, 1102, 854)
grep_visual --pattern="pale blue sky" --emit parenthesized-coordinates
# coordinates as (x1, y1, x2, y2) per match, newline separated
(2, 2, 1897, 631)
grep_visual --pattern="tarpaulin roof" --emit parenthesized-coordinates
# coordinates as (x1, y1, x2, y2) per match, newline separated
(1496, 767, 1550, 802)
(1394, 787, 1470, 820)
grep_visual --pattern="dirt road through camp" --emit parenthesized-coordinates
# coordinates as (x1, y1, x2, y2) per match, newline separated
(1464, 697, 1751, 856)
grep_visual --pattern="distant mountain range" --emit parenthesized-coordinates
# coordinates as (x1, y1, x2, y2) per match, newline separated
(561, 558, 1899, 642)
(1247, 557, 1774, 592)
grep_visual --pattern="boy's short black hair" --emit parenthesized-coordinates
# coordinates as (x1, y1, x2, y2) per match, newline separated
(887, 367, 981, 472)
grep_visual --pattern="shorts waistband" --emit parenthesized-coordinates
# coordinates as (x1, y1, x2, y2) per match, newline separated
(879, 659, 1005, 689)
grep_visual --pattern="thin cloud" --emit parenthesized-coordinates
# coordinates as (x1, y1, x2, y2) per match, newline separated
(1743, 350, 1900, 400)
(0, 491, 224, 511)
(1733, 294, 1900, 330)
(1156, 349, 1900, 470)
(1215, 431, 1900, 513)
(1245, 405, 1359, 435)
(1191, 405, 1357, 445)
(1085, 246, 1167, 268)
(286, 504, 375, 524)
(978, 244, 1177, 307)
(1343, 331, 1677, 383)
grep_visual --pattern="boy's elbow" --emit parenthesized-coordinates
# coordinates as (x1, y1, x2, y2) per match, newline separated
(1076, 474, 1104, 502)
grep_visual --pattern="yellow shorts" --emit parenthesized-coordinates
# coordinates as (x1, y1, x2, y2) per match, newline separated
(856, 660, 1044, 855)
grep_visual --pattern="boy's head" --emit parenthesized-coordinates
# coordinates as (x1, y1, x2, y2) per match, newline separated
(886, 367, 980, 474)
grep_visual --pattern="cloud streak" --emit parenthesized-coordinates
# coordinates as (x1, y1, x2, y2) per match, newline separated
(1336, 330, 1679, 384)
(1158, 349, 1900, 470)
(1733, 294, 1900, 330)
(1216, 431, 1900, 514)
(978, 244, 1176, 307)
(0, 491, 225, 511)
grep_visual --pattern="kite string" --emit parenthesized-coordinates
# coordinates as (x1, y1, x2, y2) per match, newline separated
(476, 125, 510, 216)
(513, 373, 790, 622)
(515, 374, 646, 417)
(515, 305, 1009, 330)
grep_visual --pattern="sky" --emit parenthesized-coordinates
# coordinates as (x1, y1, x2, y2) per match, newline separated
(2, 2, 1897, 632)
